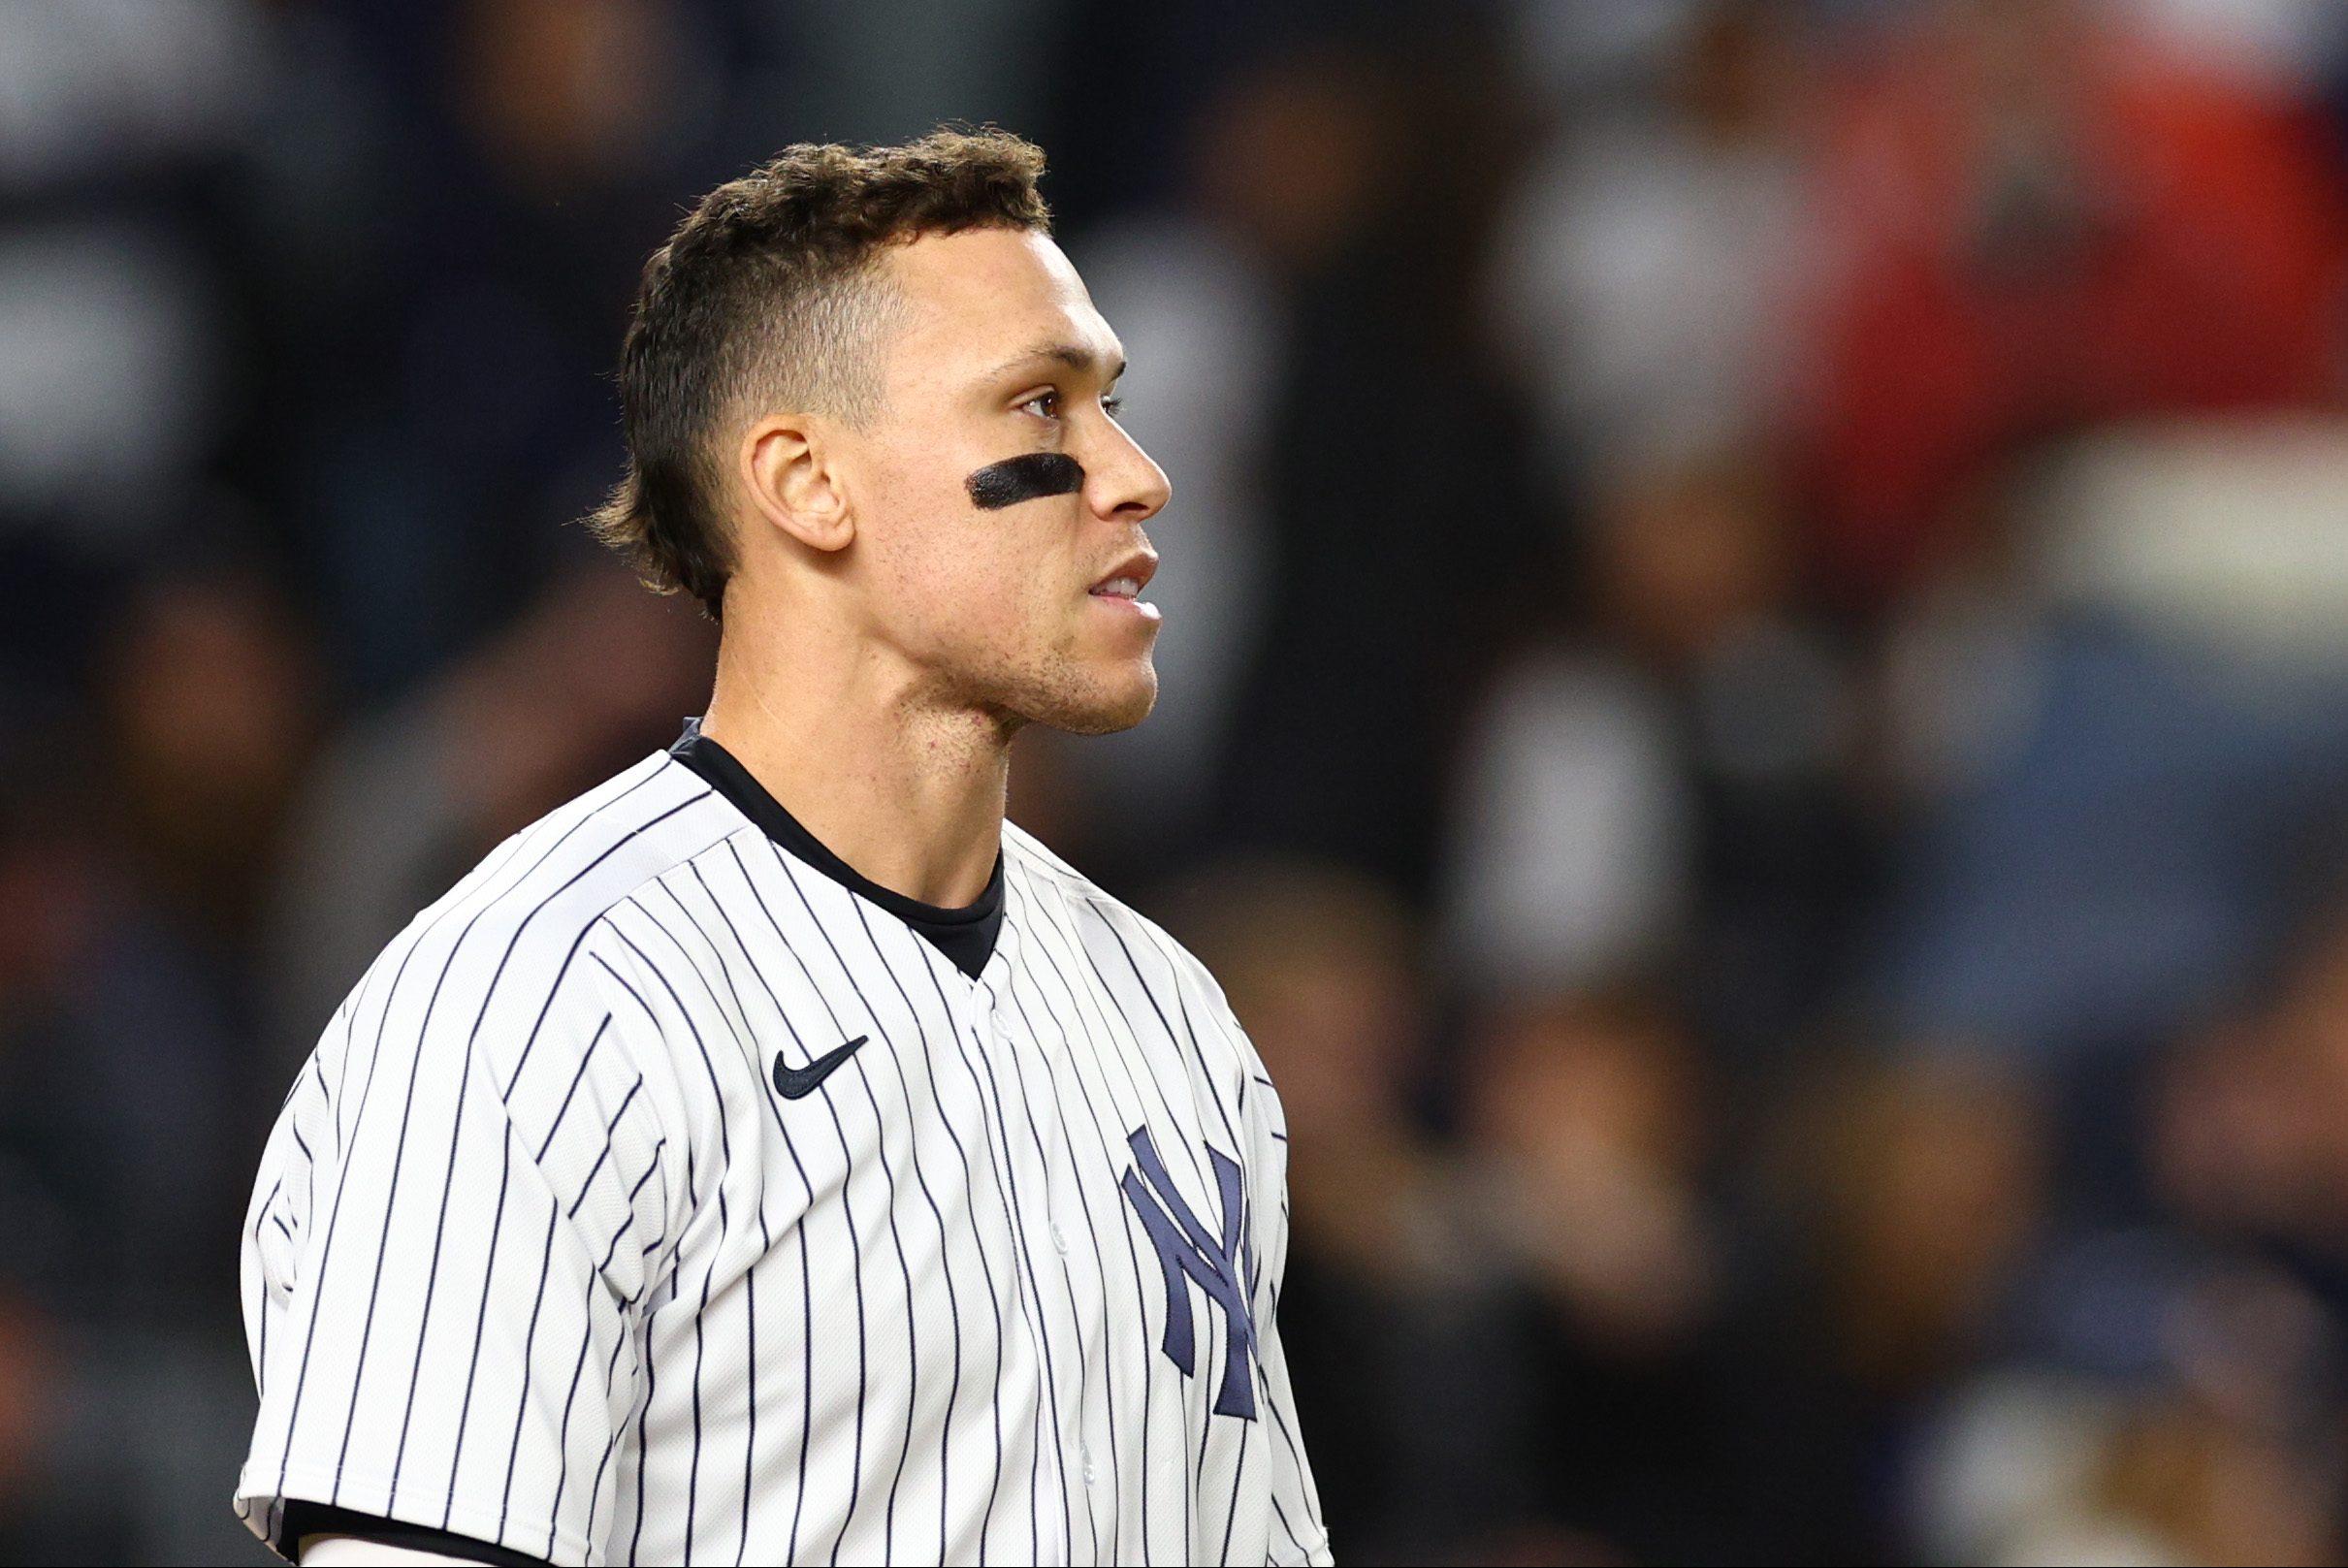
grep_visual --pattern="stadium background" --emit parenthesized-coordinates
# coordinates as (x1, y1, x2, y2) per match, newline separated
(13, 0, 2348, 1561)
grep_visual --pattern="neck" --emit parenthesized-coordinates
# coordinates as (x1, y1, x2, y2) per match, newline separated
(698, 607, 1011, 910)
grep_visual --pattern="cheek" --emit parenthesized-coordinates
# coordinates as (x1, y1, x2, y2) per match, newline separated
(857, 453, 1085, 656)
(880, 522, 1060, 654)
(859, 465, 990, 612)
(982, 538, 1084, 654)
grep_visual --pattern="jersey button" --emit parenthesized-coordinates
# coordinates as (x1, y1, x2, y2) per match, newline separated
(1080, 1442, 1098, 1487)
(1049, 1222, 1070, 1256)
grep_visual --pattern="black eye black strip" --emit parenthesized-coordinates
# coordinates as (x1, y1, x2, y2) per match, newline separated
(966, 452, 1084, 510)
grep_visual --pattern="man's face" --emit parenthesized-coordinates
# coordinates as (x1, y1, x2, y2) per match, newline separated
(840, 227, 1171, 735)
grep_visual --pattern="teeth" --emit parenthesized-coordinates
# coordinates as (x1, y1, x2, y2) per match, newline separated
(1095, 577, 1140, 597)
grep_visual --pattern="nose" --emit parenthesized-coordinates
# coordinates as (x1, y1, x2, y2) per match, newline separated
(1084, 416, 1172, 525)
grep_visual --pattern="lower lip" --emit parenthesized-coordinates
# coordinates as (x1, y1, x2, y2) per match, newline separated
(1089, 592, 1162, 623)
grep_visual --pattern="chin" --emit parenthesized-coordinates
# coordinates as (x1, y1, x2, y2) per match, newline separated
(1027, 660, 1158, 736)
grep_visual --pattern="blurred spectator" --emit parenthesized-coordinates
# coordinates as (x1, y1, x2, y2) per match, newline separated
(1440, 641, 1691, 1003)
(0, 1, 262, 548)
(1801, 1057, 2048, 1394)
(1897, 879, 2348, 1566)
(1490, 0, 1819, 483)
(101, 567, 322, 951)
(257, 0, 730, 696)
(1465, 994, 1716, 1366)
(1454, 991, 1744, 1561)
(1717, 1052, 2054, 1563)
(1443, 453, 1873, 1068)
(4, 560, 321, 1318)
(1798, 0, 2348, 602)
(0, 720, 258, 1558)
(1913, 1250, 2343, 1565)
(1195, 27, 1555, 904)
(2155, 894, 2348, 1286)
(1870, 429, 2348, 1081)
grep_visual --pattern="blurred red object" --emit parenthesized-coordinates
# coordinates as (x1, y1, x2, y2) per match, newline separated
(1798, 2, 2348, 600)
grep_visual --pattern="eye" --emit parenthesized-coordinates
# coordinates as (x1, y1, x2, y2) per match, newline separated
(1018, 390, 1060, 420)
(1102, 394, 1125, 417)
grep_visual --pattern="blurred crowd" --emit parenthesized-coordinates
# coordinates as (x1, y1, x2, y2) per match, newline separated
(13, 0, 2348, 1561)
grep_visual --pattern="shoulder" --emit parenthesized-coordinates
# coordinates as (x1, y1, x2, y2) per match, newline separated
(1003, 819, 1179, 969)
(999, 816, 1099, 895)
(336, 752, 751, 1082)
(392, 752, 740, 954)
(1002, 821, 1265, 1079)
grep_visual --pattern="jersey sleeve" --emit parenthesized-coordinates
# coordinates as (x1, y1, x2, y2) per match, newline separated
(1237, 1017, 1335, 1568)
(238, 912, 690, 1568)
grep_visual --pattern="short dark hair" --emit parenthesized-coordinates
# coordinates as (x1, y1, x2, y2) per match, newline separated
(589, 128, 1051, 619)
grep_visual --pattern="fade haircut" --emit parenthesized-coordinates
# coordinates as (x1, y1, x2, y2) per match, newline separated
(589, 128, 1051, 619)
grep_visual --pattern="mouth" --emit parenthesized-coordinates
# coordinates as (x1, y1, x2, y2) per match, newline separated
(1087, 551, 1162, 621)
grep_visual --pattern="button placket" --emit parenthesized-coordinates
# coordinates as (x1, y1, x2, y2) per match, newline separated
(993, 967, 1098, 1526)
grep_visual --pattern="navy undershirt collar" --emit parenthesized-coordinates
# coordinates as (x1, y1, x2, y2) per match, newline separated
(667, 720, 1004, 980)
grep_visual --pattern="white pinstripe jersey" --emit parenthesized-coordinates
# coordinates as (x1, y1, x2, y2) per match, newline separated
(235, 748, 1332, 1566)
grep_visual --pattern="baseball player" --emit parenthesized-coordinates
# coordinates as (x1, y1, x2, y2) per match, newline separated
(234, 129, 1331, 1566)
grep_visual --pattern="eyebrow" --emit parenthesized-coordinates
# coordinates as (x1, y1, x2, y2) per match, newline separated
(985, 341, 1128, 385)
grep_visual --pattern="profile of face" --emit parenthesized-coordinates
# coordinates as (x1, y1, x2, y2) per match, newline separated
(804, 228, 1173, 736)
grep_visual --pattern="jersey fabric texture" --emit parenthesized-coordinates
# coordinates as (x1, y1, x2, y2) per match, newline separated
(668, 723, 1005, 981)
(234, 745, 1333, 1566)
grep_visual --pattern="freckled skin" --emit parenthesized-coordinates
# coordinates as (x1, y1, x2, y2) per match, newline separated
(838, 229, 1172, 738)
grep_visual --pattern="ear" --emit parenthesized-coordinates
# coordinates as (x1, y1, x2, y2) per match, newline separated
(741, 413, 854, 553)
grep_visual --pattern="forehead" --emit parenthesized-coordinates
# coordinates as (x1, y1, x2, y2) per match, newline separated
(881, 228, 1120, 384)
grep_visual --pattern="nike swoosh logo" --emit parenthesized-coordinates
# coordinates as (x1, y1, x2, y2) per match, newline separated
(774, 1036, 867, 1100)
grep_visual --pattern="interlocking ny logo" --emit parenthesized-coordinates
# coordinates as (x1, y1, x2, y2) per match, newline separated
(1119, 1126, 1260, 1420)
